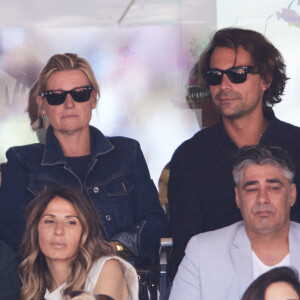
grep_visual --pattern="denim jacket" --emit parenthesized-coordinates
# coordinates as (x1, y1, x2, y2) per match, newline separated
(0, 126, 168, 267)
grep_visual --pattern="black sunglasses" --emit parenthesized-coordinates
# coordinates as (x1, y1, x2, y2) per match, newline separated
(41, 86, 92, 106)
(203, 66, 258, 86)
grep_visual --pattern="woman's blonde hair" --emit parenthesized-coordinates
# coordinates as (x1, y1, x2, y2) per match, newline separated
(27, 53, 100, 125)
(19, 186, 110, 300)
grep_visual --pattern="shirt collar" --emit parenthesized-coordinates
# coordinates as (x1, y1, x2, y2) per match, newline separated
(41, 125, 114, 165)
(218, 108, 277, 147)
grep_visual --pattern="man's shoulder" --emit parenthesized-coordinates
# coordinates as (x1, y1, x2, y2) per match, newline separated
(275, 118, 300, 134)
(290, 221, 300, 232)
(186, 221, 244, 255)
(270, 118, 300, 161)
(171, 124, 221, 157)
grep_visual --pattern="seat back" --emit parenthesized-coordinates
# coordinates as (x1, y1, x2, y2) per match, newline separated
(0, 162, 6, 187)
(159, 237, 173, 300)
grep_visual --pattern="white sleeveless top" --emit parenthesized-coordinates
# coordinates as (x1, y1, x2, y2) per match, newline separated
(44, 255, 139, 300)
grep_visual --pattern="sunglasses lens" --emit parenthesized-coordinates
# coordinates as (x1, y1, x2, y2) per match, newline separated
(204, 67, 249, 85)
(43, 87, 92, 105)
(70, 87, 92, 102)
(204, 70, 222, 85)
(45, 92, 66, 106)
(227, 68, 247, 84)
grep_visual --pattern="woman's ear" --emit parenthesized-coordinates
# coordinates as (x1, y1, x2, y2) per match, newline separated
(91, 90, 98, 109)
(37, 95, 43, 108)
(37, 96, 46, 115)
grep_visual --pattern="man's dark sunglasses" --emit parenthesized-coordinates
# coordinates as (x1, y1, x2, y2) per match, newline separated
(41, 86, 92, 106)
(203, 66, 258, 86)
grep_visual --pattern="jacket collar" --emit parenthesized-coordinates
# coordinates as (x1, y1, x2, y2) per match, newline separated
(230, 222, 253, 298)
(41, 125, 114, 165)
(230, 221, 300, 298)
(289, 222, 300, 271)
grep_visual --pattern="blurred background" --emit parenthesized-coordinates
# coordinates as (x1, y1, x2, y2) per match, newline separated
(0, 0, 299, 185)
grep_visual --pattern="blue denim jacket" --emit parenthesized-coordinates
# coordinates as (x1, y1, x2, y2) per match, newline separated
(0, 126, 168, 267)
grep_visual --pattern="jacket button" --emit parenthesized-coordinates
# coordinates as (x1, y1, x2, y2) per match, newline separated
(105, 215, 111, 221)
(93, 186, 99, 193)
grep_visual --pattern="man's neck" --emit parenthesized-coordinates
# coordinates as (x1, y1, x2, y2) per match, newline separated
(247, 226, 290, 266)
(222, 112, 269, 148)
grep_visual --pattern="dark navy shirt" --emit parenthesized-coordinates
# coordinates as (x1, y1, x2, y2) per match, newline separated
(168, 109, 300, 279)
(65, 155, 91, 184)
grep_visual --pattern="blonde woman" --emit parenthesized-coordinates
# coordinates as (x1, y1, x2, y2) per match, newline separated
(19, 186, 138, 300)
(0, 52, 168, 272)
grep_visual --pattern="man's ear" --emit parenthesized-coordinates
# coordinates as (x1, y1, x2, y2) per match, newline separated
(261, 75, 272, 91)
(290, 183, 297, 207)
(235, 187, 241, 209)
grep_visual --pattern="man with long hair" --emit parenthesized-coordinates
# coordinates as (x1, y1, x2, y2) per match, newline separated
(168, 27, 300, 279)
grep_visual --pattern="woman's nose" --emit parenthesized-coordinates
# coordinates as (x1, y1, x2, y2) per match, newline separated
(54, 222, 64, 235)
(64, 94, 75, 108)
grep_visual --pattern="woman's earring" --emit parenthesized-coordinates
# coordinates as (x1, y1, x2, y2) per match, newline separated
(40, 107, 47, 128)
(41, 107, 46, 116)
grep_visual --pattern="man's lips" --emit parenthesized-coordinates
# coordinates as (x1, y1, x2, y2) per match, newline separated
(253, 204, 275, 214)
(215, 91, 242, 101)
(218, 97, 237, 102)
(255, 210, 273, 216)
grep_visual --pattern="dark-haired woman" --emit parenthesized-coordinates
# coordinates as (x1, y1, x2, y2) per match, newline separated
(242, 266, 300, 300)
(19, 186, 138, 300)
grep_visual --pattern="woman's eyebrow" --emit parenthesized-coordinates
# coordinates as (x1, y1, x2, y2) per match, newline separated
(40, 214, 79, 218)
(65, 215, 80, 219)
(40, 214, 56, 218)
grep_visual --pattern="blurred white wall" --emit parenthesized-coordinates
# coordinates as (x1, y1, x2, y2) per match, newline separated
(0, 0, 299, 186)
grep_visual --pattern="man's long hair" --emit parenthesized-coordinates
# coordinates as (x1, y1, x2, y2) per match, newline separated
(197, 27, 288, 113)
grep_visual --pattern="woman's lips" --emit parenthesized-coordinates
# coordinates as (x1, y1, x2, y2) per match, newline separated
(61, 114, 78, 118)
(51, 242, 66, 248)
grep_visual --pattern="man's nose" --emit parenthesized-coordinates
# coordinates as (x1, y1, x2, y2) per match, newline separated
(219, 74, 232, 89)
(257, 188, 269, 203)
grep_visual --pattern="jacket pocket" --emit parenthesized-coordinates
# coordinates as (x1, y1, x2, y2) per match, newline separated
(102, 174, 134, 228)
(27, 175, 62, 196)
